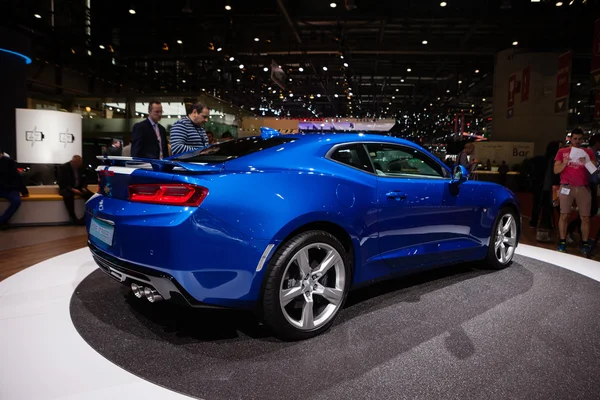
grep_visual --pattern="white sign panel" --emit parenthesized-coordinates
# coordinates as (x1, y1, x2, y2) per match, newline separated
(473, 141, 535, 166)
(16, 109, 82, 164)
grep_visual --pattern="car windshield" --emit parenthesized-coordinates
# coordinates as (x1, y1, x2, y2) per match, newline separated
(173, 136, 298, 164)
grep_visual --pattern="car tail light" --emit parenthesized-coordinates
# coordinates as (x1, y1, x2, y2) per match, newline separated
(128, 184, 208, 206)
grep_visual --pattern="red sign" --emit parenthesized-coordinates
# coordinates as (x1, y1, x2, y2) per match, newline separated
(592, 18, 600, 86)
(595, 88, 600, 120)
(521, 66, 531, 102)
(508, 73, 517, 108)
(556, 51, 572, 100)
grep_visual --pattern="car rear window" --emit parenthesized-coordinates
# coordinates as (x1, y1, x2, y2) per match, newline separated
(173, 136, 298, 163)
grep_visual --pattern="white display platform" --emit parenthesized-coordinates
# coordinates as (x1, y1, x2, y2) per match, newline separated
(0, 245, 598, 400)
(0, 198, 85, 225)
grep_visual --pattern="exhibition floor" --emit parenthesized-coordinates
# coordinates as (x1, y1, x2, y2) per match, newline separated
(1, 220, 600, 399)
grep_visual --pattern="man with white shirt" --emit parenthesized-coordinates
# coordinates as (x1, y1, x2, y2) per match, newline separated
(554, 128, 596, 255)
(131, 101, 169, 159)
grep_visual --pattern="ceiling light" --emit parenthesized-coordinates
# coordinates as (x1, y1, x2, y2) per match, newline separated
(177, 40, 183, 44)
(400, 79, 404, 82)
(263, 67, 269, 72)
(317, 94, 321, 97)
(334, 94, 339, 98)
(440, 1, 447, 6)
(34, 13, 42, 18)
(128, 9, 136, 14)
(475, 69, 480, 73)
(556, 1, 563, 5)
(512, 41, 518, 46)
(225, 5, 232, 10)
(577, 82, 581, 86)
(343, 63, 349, 67)
(182, 80, 186, 83)
(422, 40, 428, 45)
(299, 67, 304, 72)
(99, 45, 105, 49)
(289, 93, 294, 97)
(458, 80, 463, 84)
(323, 66, 328, 71)
(229, 56, 235, 61)
(330, 2, 337, 7)
(254, 38, 259, 42)
(217, 47, 222, 52)
(407, 68, 412, 72)
(482, 98, 486, 101)
(236, 78, 240, 82)
(239, 64, 244, 69)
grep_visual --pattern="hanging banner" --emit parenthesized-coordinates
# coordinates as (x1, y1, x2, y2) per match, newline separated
(270, 60, 287, 90)
(555, 51, 572, 113)
(595, 88, 600, 120)
(592, 18, 600, 87)
(521, 66, 531, 102)
(508, 73, 517, 108)
(507, 73, 516, 118)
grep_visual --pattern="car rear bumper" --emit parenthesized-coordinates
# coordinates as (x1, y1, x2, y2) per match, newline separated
(89, 241, 229, 309)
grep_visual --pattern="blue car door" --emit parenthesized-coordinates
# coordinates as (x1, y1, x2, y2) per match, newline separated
(365, 143, 473, 268)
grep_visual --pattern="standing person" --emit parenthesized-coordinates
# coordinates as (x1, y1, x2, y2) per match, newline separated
(456, 143, 476, 173)
(170, 102, 210, 155)
(58, 155, 94, 225)
(0, 146, 29, 228)
(131, 101, 169, 159)
(554, 129, 596, 255)
(566, 133, 600, 248)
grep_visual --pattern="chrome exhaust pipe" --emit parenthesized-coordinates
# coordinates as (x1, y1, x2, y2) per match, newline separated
(131, 283, 144, 299)
(143, 287, 163, 303)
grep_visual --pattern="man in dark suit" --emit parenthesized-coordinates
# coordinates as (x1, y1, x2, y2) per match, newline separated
(0, 146, 29, 229)
(58, 155, 93, 224)
(131, 101, 169, 159)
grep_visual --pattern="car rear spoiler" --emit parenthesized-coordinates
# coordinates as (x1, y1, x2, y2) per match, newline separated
(95, 156, 224, 173)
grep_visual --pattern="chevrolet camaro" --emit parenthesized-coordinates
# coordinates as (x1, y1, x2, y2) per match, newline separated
(86, 130, 521, 340)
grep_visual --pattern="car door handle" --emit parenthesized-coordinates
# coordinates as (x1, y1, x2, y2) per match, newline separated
(386, 191, 407, 200)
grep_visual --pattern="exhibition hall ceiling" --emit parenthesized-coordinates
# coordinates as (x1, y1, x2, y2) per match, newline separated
(2, 0, 598, 119)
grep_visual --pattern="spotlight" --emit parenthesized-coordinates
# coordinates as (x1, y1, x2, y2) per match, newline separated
(299, 67, 304, 72)
(512, 41, 518, 46)
(407, 68, 412, 72)
(217, 47, 222, 52)
(556, 1, 563, 5)
(99, 45, 105, 49)
(422, 40, 428, 45)
(330, 2, 337, 7)
(440, 1, 447, 6)
(239, 64, 244, 69)
(34, 13, 42, 18)
(475, 69, 480, 73)
(254, 37, 260, 42)
(177, 40, 183, 44)
(323, 66, 328, 71)
(263, 67, 269, 72)
(229, 56, 235, 61)
(225, 5, 232, 10)
(128, 8, 136, 14)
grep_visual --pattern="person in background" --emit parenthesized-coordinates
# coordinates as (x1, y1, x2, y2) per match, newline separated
(131, 101, 169, 159)
(498, 161, 509, 186)
(554, 128, 596, 255)
(58, 155, 93, 225)
(107, 139, 122, 156)
(456, 142, 476, 173)
(170, 102, 210, 155)
(566, 133, 600, 249)
(0, 146, 29, 229)
(206, 131, 217, 145)
(221, 131, 234, 142)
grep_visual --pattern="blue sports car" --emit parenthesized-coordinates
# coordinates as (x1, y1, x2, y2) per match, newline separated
(86, 131, 521, 340)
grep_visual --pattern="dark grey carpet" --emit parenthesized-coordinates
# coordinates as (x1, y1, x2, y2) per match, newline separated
(70, 255, 600, 400)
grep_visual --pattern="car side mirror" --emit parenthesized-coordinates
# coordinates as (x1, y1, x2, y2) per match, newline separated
(451, 165, 469, 185)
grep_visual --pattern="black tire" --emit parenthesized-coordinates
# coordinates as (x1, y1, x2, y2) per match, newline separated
(484, 207, 519, 270)
(261, 230, 352, 341)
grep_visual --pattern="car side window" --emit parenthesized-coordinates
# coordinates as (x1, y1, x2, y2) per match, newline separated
(365, 144, 447, 179)
(329, 144, 374, 173)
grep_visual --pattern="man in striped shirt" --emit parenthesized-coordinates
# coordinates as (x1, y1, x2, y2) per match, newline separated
(170, 102, 211, 155)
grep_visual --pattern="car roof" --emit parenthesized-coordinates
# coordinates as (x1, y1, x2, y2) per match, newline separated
(275, 133, 418, 147)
